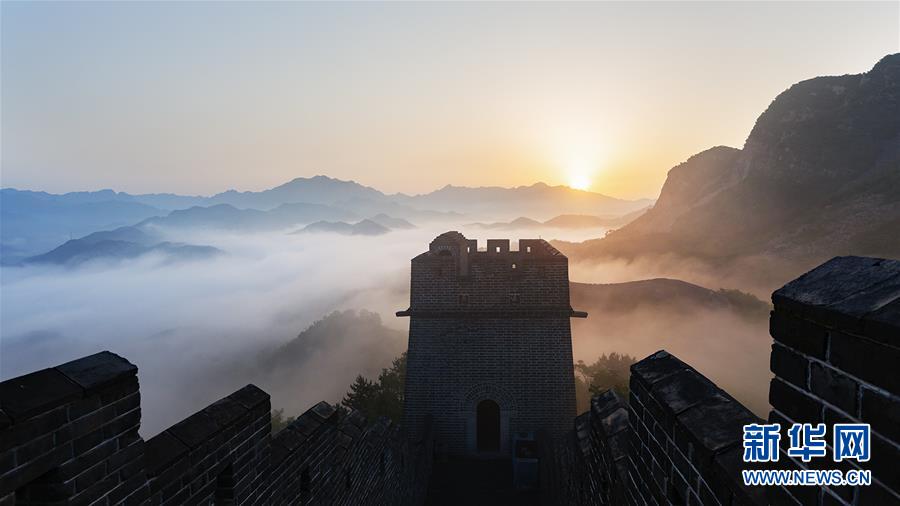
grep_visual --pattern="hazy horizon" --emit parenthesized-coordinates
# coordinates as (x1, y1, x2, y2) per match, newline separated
(1, 174, 657, 201)
(3, 2, 898, 200)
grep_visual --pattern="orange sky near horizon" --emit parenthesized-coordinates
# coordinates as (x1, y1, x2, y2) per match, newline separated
(2, 2, 898, 200)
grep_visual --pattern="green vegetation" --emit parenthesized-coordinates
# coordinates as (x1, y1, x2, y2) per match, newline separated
(272, 350, 636, 428)
(716, 288, 771, 321)
(574, 352, 637, 414)
(270, 408, 296, 434)
(341, 352, 406, 422)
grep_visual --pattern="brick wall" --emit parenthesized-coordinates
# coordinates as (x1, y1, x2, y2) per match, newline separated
(406, 231, 573, 313)
(542, 390, 638, 506)
(629, 351, 765, 506)
(768, 256, 900, 506)
(402, 232, 581, 456)
(404, 317, 576, 455)
(547, 351, 766, 506)
(0, 351, 144, 505)
(0, 353, 433, 505)
(547, 255, 899, 506)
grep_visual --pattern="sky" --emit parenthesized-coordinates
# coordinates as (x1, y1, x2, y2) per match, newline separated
(2, 1, 898, 200)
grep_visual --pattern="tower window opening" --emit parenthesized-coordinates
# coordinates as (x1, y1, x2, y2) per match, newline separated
(526, 246, 532, 253)
(495, 246, 501, 253)
(511, 263, 517, 269)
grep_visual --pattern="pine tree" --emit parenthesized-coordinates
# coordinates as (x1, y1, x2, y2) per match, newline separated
(341, 375, 379, 415)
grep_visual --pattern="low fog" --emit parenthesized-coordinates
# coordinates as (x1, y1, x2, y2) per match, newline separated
(1, 223, 773, 436)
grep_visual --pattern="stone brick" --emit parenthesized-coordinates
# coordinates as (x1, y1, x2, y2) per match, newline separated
(856, 482, 900, 506)
(0, 368, 82, 423)
(867, 432, 900, 493)
(144, 431, 189, 477)
(769, 310, 830, 359)
(772, 256, 900, 333)
(830, 331, 900, 394)
(863, 296, 900, 344)
(769, 378, 822, 423)
(0, 406, 68, 453)
(770, 343, 809, 390)
(809, 362, 859, 416)
(859, 387, 900, 442)
(55, 351, 137, 393)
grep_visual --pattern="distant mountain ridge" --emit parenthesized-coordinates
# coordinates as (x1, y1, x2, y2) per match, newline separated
(206, 175, 388, 210)
(570, 279, 769, 322)
(3, 177, 648, 262)
(469, 209, 648, 231)
(139, 202, 358, 231)
(395, 182, 651, 221)
(25, 224, 221, 267)
(559, 53, 900, 289)
(293, 219, 391, 236)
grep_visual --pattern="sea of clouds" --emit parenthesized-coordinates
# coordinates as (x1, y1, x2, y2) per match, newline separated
(1, 222, 771, 435)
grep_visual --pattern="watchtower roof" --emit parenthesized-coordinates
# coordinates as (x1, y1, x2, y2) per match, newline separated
(421, 231, 564, 258)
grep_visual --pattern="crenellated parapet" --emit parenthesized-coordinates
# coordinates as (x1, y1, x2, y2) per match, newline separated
(0, 353, 433, 505)
(546, 256, 900, 506)
(767, 256, 900, 505)
(400, 231, 585, 317)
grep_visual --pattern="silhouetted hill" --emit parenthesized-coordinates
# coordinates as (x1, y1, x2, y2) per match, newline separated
(570, 279, 770, 322)
(293, 219, 391, 236)
(26, 236, 221, 266)
(468, 209, 648, 231)
(140, 203, 358, 231)
(368, 214, 416, 229)
(241, 310, 406, 417)
(208, 175, 388, 210)
(468, 217, 542, 230)
(396, 182, 651, 221)
(21, 225, 222, 266)
(0, 189, 167, 262)
(559, 54, 900, 290)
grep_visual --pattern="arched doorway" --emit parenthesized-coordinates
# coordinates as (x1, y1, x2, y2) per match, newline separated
(476, 399, 501, 452)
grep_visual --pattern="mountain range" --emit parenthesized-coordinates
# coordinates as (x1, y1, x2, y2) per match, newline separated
(24, 226, 222, 267)
(2, 178, 648, 263)
(293, 219, 391, 236)
(557, 53, 900, 292)
(395, 183, 652, 221)
(467, 209, 648, 231)
(570, 279, 769, 322)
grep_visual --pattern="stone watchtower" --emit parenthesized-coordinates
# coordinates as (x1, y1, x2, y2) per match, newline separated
(398, 232, 586, 457)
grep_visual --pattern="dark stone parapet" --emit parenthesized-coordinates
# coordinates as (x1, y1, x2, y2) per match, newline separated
(0, 351, 135, 423)
(548, 256, 900, 506)
(0, 351, 143, 505)
(0, 352, 432, 505)
(630, 351, 765, 506)
(769, 255, 900, 505)
(773, 256, 900, 343)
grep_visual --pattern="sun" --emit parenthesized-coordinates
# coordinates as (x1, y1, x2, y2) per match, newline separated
(566, 161, 594, 191)
(568, 172, 592, 191)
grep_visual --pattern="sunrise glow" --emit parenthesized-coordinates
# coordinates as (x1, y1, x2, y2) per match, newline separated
(567, 171, 592, 191)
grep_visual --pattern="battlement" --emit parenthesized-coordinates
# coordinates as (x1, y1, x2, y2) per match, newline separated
(401, 231, 584, 318)
(547, 256, 900, 506)
(428, 231, 563, 258)
(0, 353, 433, 505)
